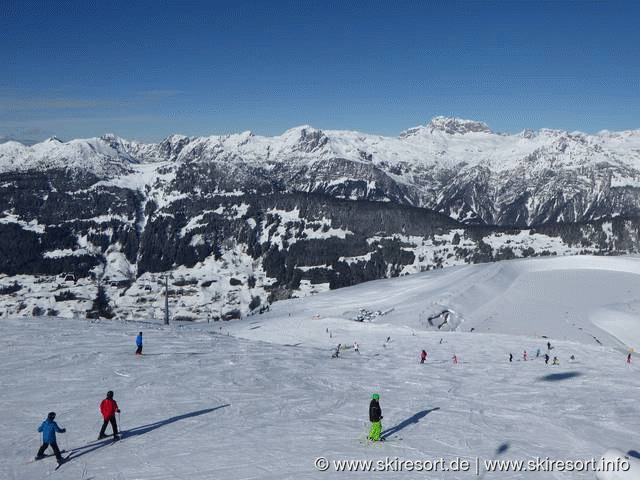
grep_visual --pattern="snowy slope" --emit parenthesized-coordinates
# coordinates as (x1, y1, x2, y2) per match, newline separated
(2, 255, 640, 479)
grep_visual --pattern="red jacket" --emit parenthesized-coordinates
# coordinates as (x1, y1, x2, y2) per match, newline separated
(100, 398, 119, 419)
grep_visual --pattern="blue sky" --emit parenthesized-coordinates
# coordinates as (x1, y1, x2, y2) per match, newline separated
(1, 0, 639, 143)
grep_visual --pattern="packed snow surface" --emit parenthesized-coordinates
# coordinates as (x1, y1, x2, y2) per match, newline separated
(2, 255, 640, 479)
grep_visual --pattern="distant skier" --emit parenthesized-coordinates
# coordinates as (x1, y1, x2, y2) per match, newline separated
(368, 393, 383, 442)
(99, 390, 121, 440)
(420, 350, 427, 364)
(135, 332, 143, 355)
(452, 354, 459, 364)
(36, 412, 66, 465)
(353, 341, 360, 354)
(523, 350, 528, 361)
(627, 353, 632, 364)
(331, 344, 340, 358)
(547, 341, 552, 350)
(544, 353, 550, 365)
(536, 349, 541, 357)
(552, 356, 559, 365)
(509, 353, 513, 362)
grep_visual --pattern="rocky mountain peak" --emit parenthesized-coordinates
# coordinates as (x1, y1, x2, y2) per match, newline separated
(280, 125, 329, 153)
(426, 117, 493, 135)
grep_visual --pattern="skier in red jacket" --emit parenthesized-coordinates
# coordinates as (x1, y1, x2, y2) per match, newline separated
(99, 390, 121, 440)
(420, 350, 427, 364)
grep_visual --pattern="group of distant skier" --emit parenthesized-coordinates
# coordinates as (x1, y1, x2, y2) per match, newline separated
(507, 342, 634, 366)
(36, 333, 142, 466)
(507, 342, 562, 365)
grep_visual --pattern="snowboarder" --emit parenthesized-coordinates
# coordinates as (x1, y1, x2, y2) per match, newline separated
(331, 344, 340, 358)
(420, 350, 427, 364)
(627, 353, 632, 364)
(552, 356, 559, 365)
(353, 341, 360, 353)
(99, 390, 121, 440)
(368, 393, 383, 441)
(135, 332, 143, 355)
(509, 353, 513, 362)
(544, 353, 549, 364)
(452, 354, 459, 364)
(36, 412, 66, 465)
(523, 350, 528, 361)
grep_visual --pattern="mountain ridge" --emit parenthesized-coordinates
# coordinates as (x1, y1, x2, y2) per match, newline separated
(2, 117, 640, 320)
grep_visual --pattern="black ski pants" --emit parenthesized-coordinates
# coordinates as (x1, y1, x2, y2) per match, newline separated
(136, 345, 143, 354)
(37, 441, 63, 461)
(99, 415, 118, 437)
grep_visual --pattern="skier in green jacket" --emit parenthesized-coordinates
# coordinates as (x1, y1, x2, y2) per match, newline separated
(368, 393, 383, 441)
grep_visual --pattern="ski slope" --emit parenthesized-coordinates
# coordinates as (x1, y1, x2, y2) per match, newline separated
(2, 255, 640, 479)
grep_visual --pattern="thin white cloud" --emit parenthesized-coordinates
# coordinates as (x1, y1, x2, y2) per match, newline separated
(141, 89, 185, 97)
(0, 97, 131, 112)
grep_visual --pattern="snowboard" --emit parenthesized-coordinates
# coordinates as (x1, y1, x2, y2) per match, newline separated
(358, 433, 402, 446)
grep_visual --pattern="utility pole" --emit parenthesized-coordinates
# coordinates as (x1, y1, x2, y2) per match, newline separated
(164, 275, 170, 325)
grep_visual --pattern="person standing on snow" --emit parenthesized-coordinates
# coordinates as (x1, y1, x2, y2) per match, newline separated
(36, 412, 66, 465)
(523, 350, 528, 361)
(509, 353, 513, 362)
(420, 350, 427, 364)
(353, 341, 360, 353)
(99, 390, 121, 440)
(544, 353, 550, 364)
(627, 353, 632, 364)
(368, 394, 383, 441)
(135, 332, 143, 355)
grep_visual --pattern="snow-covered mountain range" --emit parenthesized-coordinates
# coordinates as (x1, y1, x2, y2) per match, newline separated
(4, 116, 640, 225)
(2, 117, 640, 320)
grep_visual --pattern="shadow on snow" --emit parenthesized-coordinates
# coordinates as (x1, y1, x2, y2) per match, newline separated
(66, 405, 230, 461)
(538, 371, 582, 382)
(381, 407, 440, 440)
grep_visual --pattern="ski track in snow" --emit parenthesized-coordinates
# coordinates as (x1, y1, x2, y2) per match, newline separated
(2, 255, 640, 479)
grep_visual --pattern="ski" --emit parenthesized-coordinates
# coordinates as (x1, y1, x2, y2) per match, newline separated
(54, 454, 71, 470)
(26, 450, 66, 464)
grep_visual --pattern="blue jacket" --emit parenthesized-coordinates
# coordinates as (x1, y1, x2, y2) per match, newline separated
(136, 334, 143, 347)
(38, 419, 64, 444)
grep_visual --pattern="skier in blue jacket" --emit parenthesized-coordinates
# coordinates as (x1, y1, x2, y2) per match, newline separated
(36, 412, 66, 464)
(135, 332, 143, 355)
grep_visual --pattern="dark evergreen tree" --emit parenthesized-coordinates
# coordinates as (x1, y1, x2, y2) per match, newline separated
(88, 283, 114, 319)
